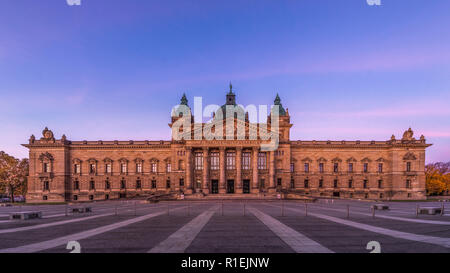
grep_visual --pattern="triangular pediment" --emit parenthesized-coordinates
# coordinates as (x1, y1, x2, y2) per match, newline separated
(188, 116, 277, 140)
(403, 152, 417, 161)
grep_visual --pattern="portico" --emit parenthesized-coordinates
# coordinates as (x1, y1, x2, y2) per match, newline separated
(184, 144, 276, 195)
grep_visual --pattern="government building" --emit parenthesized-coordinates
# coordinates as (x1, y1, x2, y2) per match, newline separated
(23, 86, 431, 203)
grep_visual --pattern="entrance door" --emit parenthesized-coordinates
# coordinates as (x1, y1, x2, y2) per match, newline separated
(211, 180, 219, 194)
(243, 180, 250, 194)
(227, 180, 235, 194)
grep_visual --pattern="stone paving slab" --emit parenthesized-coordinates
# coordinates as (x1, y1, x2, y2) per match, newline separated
(186, 214, 294, 253)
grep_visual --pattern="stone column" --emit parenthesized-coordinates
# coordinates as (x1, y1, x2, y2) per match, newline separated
(252, 147, 259, 193)
(202, 147, 209, 194)
(269, 150, 275, 192)
(185, 147, 193, 194)
(236, 147, 242, 193)
(219, 147, 226, 193)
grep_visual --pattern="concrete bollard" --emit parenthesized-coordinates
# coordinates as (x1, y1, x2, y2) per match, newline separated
(441, 203, 445, 216)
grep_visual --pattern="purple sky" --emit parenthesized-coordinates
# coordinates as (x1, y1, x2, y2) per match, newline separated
(0, 0, 449, 163)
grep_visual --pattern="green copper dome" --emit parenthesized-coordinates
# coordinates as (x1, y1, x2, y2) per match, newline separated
(215, 83, 245, 120)
(272, 93, 287, 116)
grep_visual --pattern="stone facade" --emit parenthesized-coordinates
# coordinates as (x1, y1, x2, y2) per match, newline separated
(23, 90, 431, 203)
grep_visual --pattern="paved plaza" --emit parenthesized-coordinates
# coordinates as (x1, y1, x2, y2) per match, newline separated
(0, 199, 449, 253)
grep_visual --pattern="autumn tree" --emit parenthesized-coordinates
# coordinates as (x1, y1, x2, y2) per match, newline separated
(0, 151, 29, 202)
(425, 162, 450, 196)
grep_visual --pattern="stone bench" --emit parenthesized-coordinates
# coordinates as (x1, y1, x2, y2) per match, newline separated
(371, 204, 389, 210)
(72, 207, 92, 213)
(418, 207, 442, 215)
(9, 211, 42, 220)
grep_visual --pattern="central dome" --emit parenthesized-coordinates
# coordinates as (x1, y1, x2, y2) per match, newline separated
(214, 83, 246, 120)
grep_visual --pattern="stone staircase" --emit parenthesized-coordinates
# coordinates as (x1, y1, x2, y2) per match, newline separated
(185, 193, 279, 200)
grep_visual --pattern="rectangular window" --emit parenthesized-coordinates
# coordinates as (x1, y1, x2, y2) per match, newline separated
(378, 163, 383, 173)
(195, 152, 203, 170)
(44, 181, 49, 191)
(258, 153, 267, 170)
(378, 180, 383, 188)
(363, 163, 368, 173)
(105, 180, 110, 189)
(136, 163, 142, 173)
(406, 179, 411, 189)
(121, 163, 127, 174)
(277, 178, 282, 186)
(290, 163, 294, 173)
(105, 164, 111, 174)
(90, 180, 95, 190)
(151, 163, 157, 173)
(136, 179, 141, 189)
(43, 163, 50, 173)
(290, 178, 295, 188)
(121, 179, 126, 189)
(167, 163, 171, 173)
(406, 162, 411, 172)
(179, 178, 184, 186)
(74, 180, 79, 190)
(89, 164, 96, 174)
(319, 179, 323, 188)
(151, 180, 157, 189)
(304, 163, 309, 173)
(74, 164, 80, 174)
(260, 179, 265, 188)
(166, 179, 171, 189)
(319, 163, 324, 173)
(333, 179, 338, 188)
(348, 163, 353, 173)
(226, 152, 236, 170)
(348, 179, 353, 188)
(333, 163, 339, 173)
(242, 152, 251, 170)
(304, 179, 309, 188)
(210, 152, 219, 170)
(363, 179, 368, 189)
